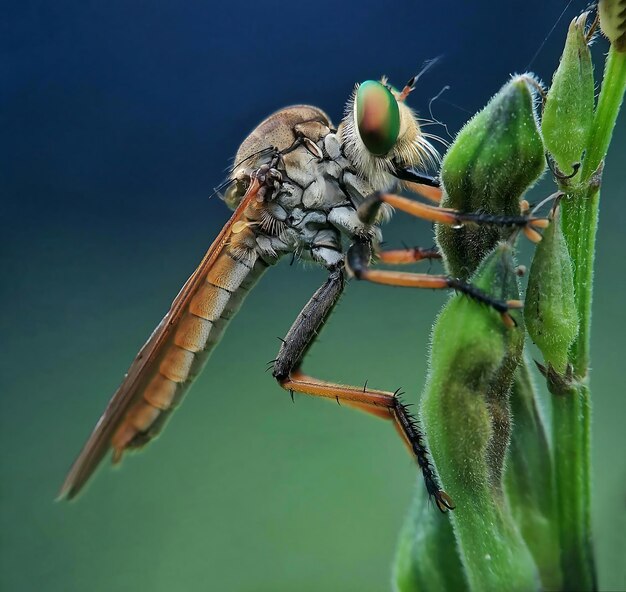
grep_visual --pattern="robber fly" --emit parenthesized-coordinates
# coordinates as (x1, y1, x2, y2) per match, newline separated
(60, 76, 546, 512)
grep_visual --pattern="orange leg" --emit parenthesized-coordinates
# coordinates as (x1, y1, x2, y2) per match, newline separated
(403, 180, 443, 203)
(358, 192, 548, 242)
(278, 370, 454, 513)
(377, 246, 441, 265)
(271, 268, 454, 512)
(347, 241, 522, 327)
(391, 166, 442, 203)
(280, 369, 394, 411)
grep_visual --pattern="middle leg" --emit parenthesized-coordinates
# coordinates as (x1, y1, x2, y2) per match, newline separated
(377, 245, 441, 265)
(347, 240, 522, 327)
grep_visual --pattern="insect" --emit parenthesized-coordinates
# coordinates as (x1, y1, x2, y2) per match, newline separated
(60, 76, 546, 512)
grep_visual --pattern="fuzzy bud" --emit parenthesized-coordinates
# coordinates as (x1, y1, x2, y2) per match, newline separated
(542, 13, 595, 178)
(420, 243, 538, 590)
(524, 208, 579, 373)
(599, 0, 626, 51)
(437, 76, 545, 279)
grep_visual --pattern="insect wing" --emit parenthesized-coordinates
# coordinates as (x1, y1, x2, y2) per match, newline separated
(59, 181, 261, 499)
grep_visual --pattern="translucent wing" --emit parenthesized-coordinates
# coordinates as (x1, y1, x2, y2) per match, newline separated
(59, 181, 263, 499)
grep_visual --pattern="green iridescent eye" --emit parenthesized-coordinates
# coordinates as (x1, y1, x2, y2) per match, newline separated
(355, 80, 400, 156)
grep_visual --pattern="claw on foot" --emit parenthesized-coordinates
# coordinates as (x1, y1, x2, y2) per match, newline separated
(434, 490, 455, 513)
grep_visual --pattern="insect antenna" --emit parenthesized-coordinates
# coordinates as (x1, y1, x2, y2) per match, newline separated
(398, 56, 443, 102)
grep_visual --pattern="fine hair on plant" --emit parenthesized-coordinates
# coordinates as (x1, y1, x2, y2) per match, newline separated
(394, 3, 626, 591)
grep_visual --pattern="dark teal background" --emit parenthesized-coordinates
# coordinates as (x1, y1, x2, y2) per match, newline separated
(2, 1, 624, 590)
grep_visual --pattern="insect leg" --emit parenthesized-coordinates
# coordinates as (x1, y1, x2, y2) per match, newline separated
(271, 268, 453, 512)
(403, 181, 443, 203)
(357, 192, 549, 242)
(347, 240, 522, 327)
(392, 165, 441, 188)
(391, 165, 443, 203)
(376, 246, 441, 265)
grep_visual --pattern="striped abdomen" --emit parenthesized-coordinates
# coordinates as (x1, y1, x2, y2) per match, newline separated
(111, 248, 267, 459)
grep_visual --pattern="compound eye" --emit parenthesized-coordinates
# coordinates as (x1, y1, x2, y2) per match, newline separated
(355, 80, 400, 156)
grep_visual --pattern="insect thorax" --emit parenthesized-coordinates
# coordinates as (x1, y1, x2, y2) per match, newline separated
(224, 105, 395, 268)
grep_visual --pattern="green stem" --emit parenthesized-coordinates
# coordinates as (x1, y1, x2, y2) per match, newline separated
(557, 45, 626, 592)
(581, 48, 626, 185)
(552, 385, 591, 590)
(572, 47, 626, 373)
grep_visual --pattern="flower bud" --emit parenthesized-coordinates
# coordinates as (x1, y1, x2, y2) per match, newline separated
(599, 0, 626, 51)
(420, 243, 538, 590)
(524, 208, 578, 373)
(437, 76, 545, 279)
(424, 243, 523, 494)
(542, 13, 595, 178)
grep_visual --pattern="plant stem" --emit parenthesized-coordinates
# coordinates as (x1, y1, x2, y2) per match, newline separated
(551, 384, 591, 589)
(557, 45, 626, 592)
(571, 47, 626, 373)
(581, 48, 626, 188)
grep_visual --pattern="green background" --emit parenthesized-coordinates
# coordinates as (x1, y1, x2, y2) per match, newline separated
(2, 1, 624, 590)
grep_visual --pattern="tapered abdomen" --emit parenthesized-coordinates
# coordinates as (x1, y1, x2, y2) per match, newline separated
(111, 249, 267, 458)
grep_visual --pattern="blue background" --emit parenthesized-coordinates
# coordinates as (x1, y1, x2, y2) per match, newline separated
(2, 1, 624, 590)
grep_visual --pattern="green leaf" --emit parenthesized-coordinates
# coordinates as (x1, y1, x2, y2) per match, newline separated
(505, 360, 562, 590)
(393, 486, 466, 592)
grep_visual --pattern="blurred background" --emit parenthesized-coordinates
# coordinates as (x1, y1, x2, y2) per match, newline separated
(2, 1, 624, 590)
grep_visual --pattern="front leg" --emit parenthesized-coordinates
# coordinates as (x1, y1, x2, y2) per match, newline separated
(271, 267, 454, 512)
(358, 191, 549, 243)
(391, 164, 443, 203)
